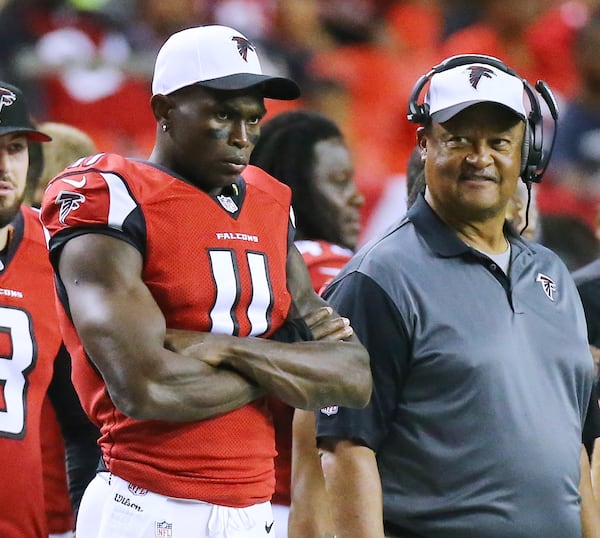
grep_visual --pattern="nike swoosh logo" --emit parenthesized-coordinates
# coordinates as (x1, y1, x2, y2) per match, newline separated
(61, 176, 87, 188)
(265, 521, 274, 534)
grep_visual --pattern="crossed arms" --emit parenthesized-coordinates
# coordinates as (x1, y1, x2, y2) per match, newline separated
(56, 232, 371, 422)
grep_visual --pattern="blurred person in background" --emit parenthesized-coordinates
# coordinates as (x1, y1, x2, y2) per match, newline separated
(308, 0, 443, 236)
(26, 121, 97, 208)
(543, 9, 600, 228)
(250, 109, 364, 537)
(441, 0, 580, 98)
(539, 214, 600, 272)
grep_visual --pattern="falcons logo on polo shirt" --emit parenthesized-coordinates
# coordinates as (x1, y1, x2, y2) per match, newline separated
(536, 273, 557, 302)
(231, 36, 255, 61)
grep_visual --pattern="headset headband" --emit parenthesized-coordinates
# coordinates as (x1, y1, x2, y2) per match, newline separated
(407, 54, 559, 184)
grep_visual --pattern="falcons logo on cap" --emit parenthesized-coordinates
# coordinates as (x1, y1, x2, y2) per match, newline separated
(231, 36, 255, 62)
(467, 66, 495, 89)
(536, 272, 557, 302)
(56, 191, 86, 224)
(0, 87, 16, 115)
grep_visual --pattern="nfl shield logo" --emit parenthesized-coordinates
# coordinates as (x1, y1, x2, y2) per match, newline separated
(155, 521, 173, 538)
(217, 194, 238, 213)
(320, 405, 339, 416)
(127, 483, 148, 496)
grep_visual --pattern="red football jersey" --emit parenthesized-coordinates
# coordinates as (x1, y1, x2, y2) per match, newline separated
(41, 154, 293, 507)
(271, 239, 352, 505)
(0, 206, 64, 537)
(295, 240, 353, 296)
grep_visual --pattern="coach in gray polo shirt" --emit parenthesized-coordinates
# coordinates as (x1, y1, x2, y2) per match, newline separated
(316, 56, 598, 537)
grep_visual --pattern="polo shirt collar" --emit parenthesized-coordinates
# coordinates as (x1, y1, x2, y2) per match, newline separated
(407, 193, 529, 257)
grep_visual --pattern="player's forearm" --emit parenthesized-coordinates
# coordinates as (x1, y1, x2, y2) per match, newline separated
(114, 356, 265, 421)
(222, 338, 371, 410)
(163, 326, 371, 413)
(86, 325, 265, 421)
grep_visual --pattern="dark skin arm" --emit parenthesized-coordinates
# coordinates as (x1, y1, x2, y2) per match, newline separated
(170, 246, 371, 409)
(319, 438, 385, 538)
(58, 234, 371, 421)
(289, 408, 336, 538)
(580, 444, 600, 538)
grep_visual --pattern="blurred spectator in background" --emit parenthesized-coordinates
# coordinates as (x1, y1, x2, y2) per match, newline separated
(26, 121, 97, 208)
(505, 181, 541, 241)
(2, 0, 316, 156)
(441, 0, 581, 99)
(542, 9, 600, 228)
(360, 145, 423, 243)
(250, 109, 364, 537)
(575, 258, 600, 350)
(441, 0, 483, 37)
(308, 0, 444, 230)
(538, 213, 600, 271)
(527, 0, 600, 98)
(1, 0, 163, 157)
(0, 0, 65, 113)
(8, 0, 600, 258)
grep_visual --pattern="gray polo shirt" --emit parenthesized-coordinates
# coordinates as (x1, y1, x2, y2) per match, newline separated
(318, 195, 594, 538)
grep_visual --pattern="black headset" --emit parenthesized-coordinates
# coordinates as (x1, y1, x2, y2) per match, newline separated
(407, 54, 559, 184)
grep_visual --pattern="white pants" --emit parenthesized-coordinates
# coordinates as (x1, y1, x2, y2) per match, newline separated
(270, 504, 289, 538)
(76, 473, 277, 538)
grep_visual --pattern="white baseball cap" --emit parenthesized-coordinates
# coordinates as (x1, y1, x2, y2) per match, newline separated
(152, 25, 300, 100)
(425, 62, 526, 123)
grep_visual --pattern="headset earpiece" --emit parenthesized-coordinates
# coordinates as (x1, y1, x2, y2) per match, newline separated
(407, 54, 558, 185)
(520, 122, 531, 179)
(407, 72, 432, 124)
(520, 82, 543, 184)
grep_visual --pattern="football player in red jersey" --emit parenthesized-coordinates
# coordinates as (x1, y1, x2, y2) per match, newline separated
(250, 110, 364, 537)
(0, 82, 99, 538)
(40, 25, 371, 538)
(26, 122, 100, 538)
